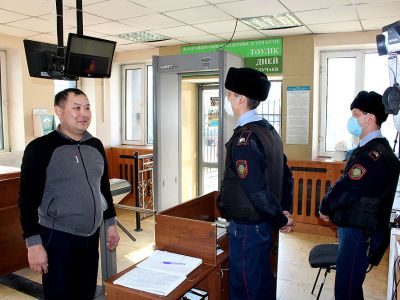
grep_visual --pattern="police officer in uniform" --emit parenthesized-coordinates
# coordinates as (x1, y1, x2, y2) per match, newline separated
(319, 91, 400, 300)
(217, 67, 295, 300)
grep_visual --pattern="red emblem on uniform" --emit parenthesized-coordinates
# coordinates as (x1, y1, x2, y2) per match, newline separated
(347, 164, 366, 180)
(236, 160, 248, 179)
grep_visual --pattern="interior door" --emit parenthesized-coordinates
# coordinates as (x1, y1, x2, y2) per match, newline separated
(199, 84, 219, 195)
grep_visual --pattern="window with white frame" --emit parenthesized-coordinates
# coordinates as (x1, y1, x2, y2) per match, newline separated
(122, 63, 153, 145)
(54, 80, 77, 95)
(256, 80, 282, 135)
(319, 50, 396, 157)
(0, 51, 8, 151)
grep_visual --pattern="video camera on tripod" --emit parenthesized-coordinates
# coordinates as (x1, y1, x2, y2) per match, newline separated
(376, 20, 400, 115)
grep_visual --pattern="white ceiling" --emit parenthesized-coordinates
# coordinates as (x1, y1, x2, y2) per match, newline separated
(0, 0, 399, 52)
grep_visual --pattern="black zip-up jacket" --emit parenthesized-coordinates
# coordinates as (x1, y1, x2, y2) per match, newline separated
(18, 129, 116, 247)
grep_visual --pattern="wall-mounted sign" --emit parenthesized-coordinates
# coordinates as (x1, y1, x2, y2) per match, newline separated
(286, 86, 310, 145)
(181, 38, 283, 74)
(208, 97, 219, 127)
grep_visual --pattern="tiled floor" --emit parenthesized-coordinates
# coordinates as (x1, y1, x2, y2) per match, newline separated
(0, 208, 389, 299)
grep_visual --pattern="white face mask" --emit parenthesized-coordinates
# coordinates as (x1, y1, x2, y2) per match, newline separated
(224, 95, 234, 116)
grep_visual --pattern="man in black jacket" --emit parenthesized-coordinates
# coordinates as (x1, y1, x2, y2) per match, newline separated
(320, 91, 400, 300)
(217, 67, 294, 300)
(19, 88, 119, 300)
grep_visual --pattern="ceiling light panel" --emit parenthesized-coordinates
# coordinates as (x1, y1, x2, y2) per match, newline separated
(240, 13, 302, 30)
(117, 31, 171, 43)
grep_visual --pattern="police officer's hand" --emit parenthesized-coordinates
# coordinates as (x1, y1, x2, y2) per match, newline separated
(27, 244, 48, 274)
(280, 216, 295, 234)
(319, 211, 330, 222)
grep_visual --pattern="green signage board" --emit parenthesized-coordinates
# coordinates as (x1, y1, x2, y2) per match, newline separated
(181, 38, 283, 74)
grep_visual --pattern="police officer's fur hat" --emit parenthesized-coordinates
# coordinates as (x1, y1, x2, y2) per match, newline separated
(225, 67, 271, 102)
(350, 91, 388, 125)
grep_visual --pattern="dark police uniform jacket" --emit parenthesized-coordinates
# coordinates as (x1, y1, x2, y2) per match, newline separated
(320, 137, 399, 232)
(320, 137, 400, 264)
(217, 119, 293, 228)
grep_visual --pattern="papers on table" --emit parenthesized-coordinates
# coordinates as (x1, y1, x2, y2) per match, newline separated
(180, 288, 208, 299)
(213, 218, 229, 239)
(113, 250, 203, 296)
(137, 250, 202, 276)
(113, 267, 186, 296)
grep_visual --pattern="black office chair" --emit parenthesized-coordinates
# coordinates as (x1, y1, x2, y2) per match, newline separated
(308, 243, 338, 300)
(308, 241, 379, 299)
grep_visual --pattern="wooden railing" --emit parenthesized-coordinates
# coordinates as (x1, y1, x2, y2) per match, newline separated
(105, 146, 153, 207)
(105, 148, 344, 233)
(105, 146, 155, 231)
(288, 159, 345, 227)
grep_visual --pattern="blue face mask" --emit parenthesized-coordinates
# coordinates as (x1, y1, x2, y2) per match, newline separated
(347, 117, 362, 137)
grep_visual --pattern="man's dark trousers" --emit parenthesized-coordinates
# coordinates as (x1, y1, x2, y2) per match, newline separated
(41, 226, 100, 300)
(228, 220, 275, 300)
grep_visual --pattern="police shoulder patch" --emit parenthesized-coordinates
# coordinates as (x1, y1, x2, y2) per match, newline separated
(236, 160, 248, 179)
(237, 130, 251, 146)
(368, 149, 382, 161)
(347, 164, 367, 180)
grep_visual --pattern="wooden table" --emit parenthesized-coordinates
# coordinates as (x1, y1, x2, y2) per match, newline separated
(104, 192, 229, 299)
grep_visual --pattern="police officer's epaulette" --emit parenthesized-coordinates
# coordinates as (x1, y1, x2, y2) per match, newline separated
(368, 147, 382, 161)
(237, 129, 252, 146)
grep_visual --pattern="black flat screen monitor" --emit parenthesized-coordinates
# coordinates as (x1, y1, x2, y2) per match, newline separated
(64, 33, 116, 78)
(23, 39, 66, 79)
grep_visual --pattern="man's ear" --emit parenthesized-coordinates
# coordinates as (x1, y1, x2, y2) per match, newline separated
(239, 95, 247, 104)
(54, 106, 62, 119)
(367, 113, 376, 124)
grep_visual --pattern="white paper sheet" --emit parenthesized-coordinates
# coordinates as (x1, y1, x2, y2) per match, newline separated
(113, 267, 186, 296)
(137, 250, 202, 276)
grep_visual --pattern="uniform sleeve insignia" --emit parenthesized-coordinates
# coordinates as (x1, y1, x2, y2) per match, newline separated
(347, 164, 367, 180)
(236, 160, 248, 179)
(237, 130, 251, 146)
(368, 149, 381, 161)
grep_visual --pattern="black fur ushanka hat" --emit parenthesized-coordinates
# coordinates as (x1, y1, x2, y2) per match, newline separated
(224, 67, 271, 102)
(350, 91, 388, 125)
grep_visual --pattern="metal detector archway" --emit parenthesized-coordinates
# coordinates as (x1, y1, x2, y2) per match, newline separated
(153, 51, 242, 211)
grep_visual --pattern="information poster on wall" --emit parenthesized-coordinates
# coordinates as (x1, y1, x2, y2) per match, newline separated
(286, 86, 310, 145)
(208, 97, 219, 127)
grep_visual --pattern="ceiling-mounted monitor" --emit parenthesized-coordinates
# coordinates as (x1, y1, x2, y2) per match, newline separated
(23, 39, 77, 80)
(64, 33, 117, 78)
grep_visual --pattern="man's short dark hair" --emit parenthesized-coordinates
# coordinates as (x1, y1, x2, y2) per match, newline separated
(247, 98, 261, 110)
(54, 88, 87, 107)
